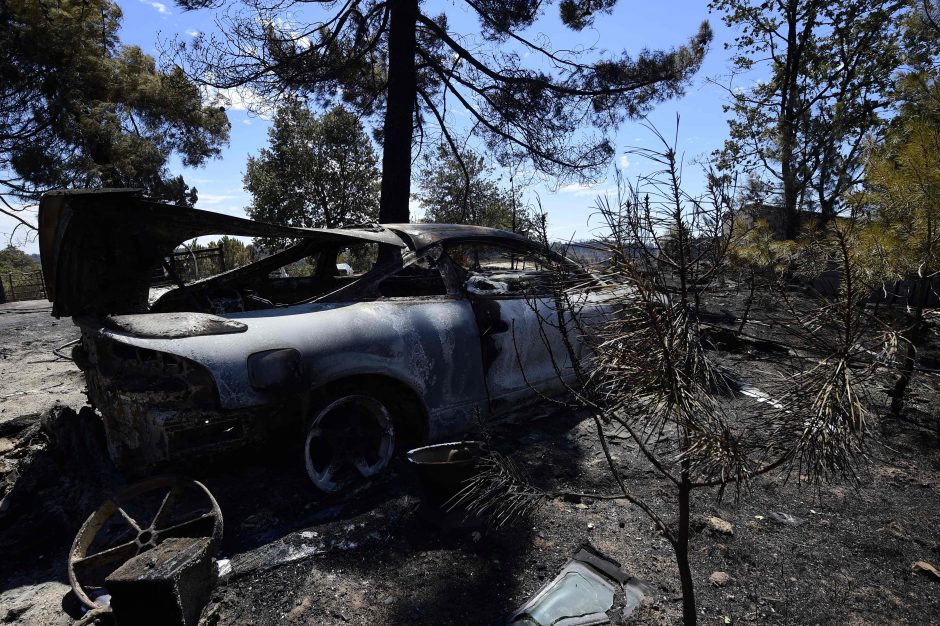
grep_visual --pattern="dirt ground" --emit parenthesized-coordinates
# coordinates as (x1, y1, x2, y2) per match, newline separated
(0, 297, 939, 626)
(0, 301, 85, 420)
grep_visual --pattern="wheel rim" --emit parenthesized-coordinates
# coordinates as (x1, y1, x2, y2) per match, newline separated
(68, 476, 223, 610)
(304, 395, 395, 493)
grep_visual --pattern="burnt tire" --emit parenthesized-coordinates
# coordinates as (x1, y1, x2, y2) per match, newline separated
(303, 394, 396, 493)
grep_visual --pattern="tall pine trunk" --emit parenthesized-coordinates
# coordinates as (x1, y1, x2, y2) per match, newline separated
(891, 277, 930, 416)
(780, 3, 800, 241)
(379, 0, 418, 224)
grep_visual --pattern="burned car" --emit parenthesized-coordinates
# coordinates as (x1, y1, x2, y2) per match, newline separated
(40, 190, 613, 492)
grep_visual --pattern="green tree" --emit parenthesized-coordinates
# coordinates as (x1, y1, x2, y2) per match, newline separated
(414, 144, 523, 231)
(0, 244, 39, 301)
(244, 101, 380, 251)
(711, 0, 908, 239)
(864, 107, 940, 416)
(212, 235, 253, 270)
(0, 245, 38, 276)
(852, 1, 940, 417)
(0, 0, 230, 227)
(175, 0, 711, 223)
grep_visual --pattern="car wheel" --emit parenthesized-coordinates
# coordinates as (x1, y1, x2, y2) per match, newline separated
(303, 394, 396, 493)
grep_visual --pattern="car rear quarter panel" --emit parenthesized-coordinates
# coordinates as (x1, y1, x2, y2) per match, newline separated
(94, 297, 489, 441)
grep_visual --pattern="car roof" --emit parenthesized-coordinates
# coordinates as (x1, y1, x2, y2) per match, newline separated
(381, 223, 533, 250)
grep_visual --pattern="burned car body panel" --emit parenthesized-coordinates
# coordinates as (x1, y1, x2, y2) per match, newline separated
(41, 190, 613, 473)
(90, 299, 487, 413)
(384, 223, 534, 249)
(81, 298, 488, 469)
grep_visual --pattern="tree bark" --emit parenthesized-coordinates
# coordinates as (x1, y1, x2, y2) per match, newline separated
(780, 1, 801, 241)
(891, 277, 930, 417)
(379, 0, 418, 224)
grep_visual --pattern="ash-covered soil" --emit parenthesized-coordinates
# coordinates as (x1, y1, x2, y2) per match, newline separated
(197, 411, 940, 626)
(0, 301, 84, 423)
(1, 295, 939, 626)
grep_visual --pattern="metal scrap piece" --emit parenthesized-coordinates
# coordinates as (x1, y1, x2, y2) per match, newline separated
(508, 544, 649, 626)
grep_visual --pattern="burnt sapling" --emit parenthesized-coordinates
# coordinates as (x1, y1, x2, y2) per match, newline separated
(457, 123, 879, 626)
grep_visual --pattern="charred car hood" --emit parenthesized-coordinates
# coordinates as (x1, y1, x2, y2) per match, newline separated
(39, 189, 405, 317)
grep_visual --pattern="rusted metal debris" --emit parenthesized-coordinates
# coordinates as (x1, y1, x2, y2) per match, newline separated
(68, 476, 222, 625)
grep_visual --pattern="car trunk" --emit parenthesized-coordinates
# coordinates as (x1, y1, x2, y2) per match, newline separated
(38, 189, 405, 318)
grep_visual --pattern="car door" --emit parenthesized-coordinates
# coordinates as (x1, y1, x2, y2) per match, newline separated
(444, 241, 593, 413)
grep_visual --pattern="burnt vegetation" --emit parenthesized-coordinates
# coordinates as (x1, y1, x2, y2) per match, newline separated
(456, 121, 940, 624)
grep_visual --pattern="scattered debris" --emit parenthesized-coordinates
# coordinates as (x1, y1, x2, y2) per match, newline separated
(708, 516, 734, 536)
(0, 406, 120, 558)
(508, 544, 650, 625)
(407, 441, 486, 506)
(67, 476, 223, 623)
(223, 502, 402, 577)
(240, 511, 280, 535)
(0, 412, 40, 438)
(703, 326, 790, 355)
(106, 537, 216, 626)
(912, 561, 940, 582)
(709, 571, 734, 587)
(226, 531, 328, 576)
(721, 370, 786, 410)
(767, 511, 805, 526)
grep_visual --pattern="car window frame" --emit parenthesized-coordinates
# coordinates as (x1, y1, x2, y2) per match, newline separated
(442, 239, 586, 300)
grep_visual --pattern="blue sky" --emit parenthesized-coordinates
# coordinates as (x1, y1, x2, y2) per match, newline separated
(3, 0, 747, 251)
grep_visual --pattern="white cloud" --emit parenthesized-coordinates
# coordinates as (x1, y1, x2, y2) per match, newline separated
(186, 30, 200, 37)
(139, 0, 171, 15)
(558, 182, 616, 197)
(196, 193, 238, 205)
(208, 86, 274, 119)
(618, 155, 630, 170)
(267, 17, 312, 51)
(242, 119, 253, 125)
